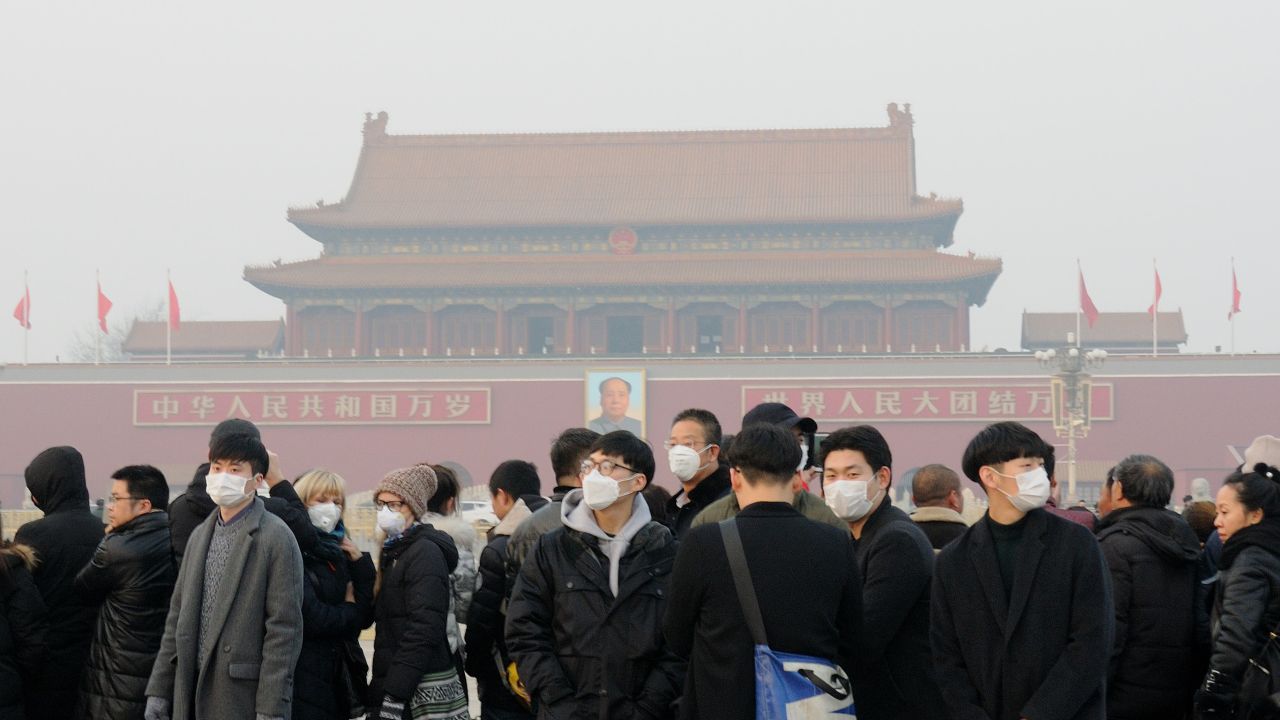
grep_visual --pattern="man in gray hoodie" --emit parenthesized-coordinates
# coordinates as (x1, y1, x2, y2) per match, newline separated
(505, 431, 684, 719)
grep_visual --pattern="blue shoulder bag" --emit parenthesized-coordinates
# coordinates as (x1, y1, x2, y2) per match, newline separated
(719, 518, 857, 718)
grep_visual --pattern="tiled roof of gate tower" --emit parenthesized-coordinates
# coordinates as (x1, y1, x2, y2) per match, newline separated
(287, 104, 963, 235)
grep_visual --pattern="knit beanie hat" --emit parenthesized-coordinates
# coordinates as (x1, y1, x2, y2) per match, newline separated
(376, 464, 437, 519)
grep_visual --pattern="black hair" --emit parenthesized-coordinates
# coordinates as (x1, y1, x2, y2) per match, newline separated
(428, 464, 460, 514)
(208, 433, 269, 478)
(726, 424, 801, 486)
(642, 484, 672, 525)
(912, 464, 961, 506)
(111, 465, 170, 510)
(670, 408, 722, 448)
(192, 463, 211, 486)
(960, 422, 1046, 484)
(1042, 442, 1056, 481)
(209, 418, 260, 447)
(820, 425, 893, 483)
(598, 376, 631, 394)
(1111, 454, 1175, 508)
(489, 459, 542, 499)
(1223, 463, 1280, 518)
(551, 428, 601, 481)
(589, 431, 655, 487)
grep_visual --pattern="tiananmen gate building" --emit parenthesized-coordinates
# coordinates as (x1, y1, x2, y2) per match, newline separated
(245, 105, 1001, 359)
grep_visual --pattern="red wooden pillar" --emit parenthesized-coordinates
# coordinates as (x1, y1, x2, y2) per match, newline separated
(882, 300, 894, 352)
(566, 302, 576, 353)
(810, 300, 820, 352)
(353, 301, 366, 357)
(667, 300, 676, 350)
(425, 302, 435, 356)
(952, 302, 964, 351)
(496, 300, 506, 355)
(738, 302, 748, 352)
(285, 303, 298, 356)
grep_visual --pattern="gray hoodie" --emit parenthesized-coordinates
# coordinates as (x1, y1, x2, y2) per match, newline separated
(561, 489, 652, 597)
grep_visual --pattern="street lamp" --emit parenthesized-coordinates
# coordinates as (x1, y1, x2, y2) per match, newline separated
(1034, 336, 1107, 503)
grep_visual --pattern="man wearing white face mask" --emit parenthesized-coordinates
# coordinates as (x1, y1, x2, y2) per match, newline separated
(662, 408, 730, 538)
(506, 431, 684, 719)
(145, 433, 304, 720)
(820, 425, 945, 720)
(931, 421, 1113, 720)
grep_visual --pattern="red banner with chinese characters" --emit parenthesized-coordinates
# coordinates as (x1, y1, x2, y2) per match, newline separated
(741, 383, 1114, 424)
(134, 386, 491, 426)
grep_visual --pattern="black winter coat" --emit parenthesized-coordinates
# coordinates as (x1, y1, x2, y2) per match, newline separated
(663, 502, 861, 720)
(369, 523, 459, 704)
(664, 462, 730, 539)
(506, 520, 684, 720)
(1209, 523, 1280, 715)
(931, 509, 1114, 720)
(294, 535, 376, 720)
(14, 446, 103, 720)
(74, 511, 176, 719)
(0, 545, 47, 720)
(852, 501, 947, 720)
(169, 463, 318, 568)
(466, 495, 547, 715)
(1096, 505, 1204, 720)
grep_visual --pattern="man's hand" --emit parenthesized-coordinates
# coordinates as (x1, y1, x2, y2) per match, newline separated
(265, 450, 285, 488)
(344, 581, 355, 604)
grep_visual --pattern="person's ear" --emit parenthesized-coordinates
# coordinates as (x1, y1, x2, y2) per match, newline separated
(729, 467, 744, 493)
(978, 466, 999, 491)
(878, 467, 892, 490)
(707, 444, 721, 462)
(632, 475, 648, 494)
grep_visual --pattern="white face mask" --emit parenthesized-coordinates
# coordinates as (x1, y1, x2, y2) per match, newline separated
(377, 505, 406, 535)
(256, 483, 271, 499)
(668, 445, 713, 483)
(308, 502, 342, 534)
(991, 466, 1051, 512)
(824, 479, 883, 521)
(797, 443, 809, 473)
(206, 472, 254, 508)
(582, 469, 637, 511)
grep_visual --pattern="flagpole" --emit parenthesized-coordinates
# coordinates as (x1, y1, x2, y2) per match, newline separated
(95, 269, 101, 366)
(166, 269, 172, 366)
(22, 270, 28, 367)
(1152, 259, 1158, 359)
(1230, 258, 1237, 356)
(1075, 259, 1082, 347)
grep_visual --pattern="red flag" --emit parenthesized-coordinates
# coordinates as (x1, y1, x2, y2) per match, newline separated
(1146, 268, 1162, 316)
(1229, 267, 1242, 319)
(167, 280, 181, 331)
(12, 286, 30, 330)
(1078, 267, 1100, 328)
(97, 281, 113, 334)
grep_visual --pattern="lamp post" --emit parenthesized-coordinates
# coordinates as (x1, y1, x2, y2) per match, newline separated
(1034, 337, 1107, 503)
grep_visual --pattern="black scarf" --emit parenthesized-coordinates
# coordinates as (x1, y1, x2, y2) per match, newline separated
(1221, 516, 1280, 569)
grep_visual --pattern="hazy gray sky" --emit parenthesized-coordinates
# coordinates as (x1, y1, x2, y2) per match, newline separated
(2, 2, 1276, 362)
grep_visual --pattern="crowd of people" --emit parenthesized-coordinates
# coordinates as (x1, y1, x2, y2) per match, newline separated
(0, 406, 1277, 720)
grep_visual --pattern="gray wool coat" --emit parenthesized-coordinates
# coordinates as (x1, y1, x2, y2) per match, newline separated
(145, 499, 304, 719)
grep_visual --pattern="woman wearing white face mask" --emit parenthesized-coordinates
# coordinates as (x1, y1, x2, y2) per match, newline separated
(290, 469, 376, 720)
(368, 464, 468, 720)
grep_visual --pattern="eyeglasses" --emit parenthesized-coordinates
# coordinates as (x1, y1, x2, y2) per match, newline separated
(662, 439, 715, 451)
(580, 459, 636, 476)
(374, 500, 406, 512)
(107, 495, 143, 506)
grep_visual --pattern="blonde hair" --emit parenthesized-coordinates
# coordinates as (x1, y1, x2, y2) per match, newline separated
(294, 469, 347, 510)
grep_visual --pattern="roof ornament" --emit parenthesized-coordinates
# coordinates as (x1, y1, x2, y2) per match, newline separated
(363, 111, 389, 145)
(887, 102, 914, 127)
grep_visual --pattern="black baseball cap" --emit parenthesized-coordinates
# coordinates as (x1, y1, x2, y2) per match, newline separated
(741, 402, 818, 434)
